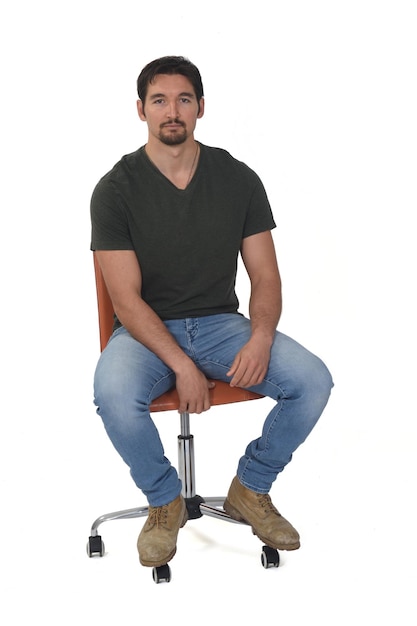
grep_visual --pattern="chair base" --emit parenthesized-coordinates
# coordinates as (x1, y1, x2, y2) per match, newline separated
(87, 413, 280, 577)
(87, 494, 244, 544)
(86, 493, 280, 575)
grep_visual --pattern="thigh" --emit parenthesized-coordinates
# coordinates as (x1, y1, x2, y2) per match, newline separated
(94, 326, 176, 406)
(194, 314, 331, 401)
(194, 313, 253, 380)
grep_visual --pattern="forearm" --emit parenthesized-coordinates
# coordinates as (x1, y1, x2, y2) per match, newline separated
(114, 297, 192, 375)
(248, 277, 282, 345)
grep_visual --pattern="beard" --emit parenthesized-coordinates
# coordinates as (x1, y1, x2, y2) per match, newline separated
(158, 120, 187, 146)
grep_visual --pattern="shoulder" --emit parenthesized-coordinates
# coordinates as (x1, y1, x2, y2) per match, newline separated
(91, 147, 147, 205)
(199, 143, 261, 182)
(95, 148, 144, 187)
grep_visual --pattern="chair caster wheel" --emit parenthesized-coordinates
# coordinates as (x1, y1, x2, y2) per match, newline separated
(261, 545, 280, 568)
(87, 535, 105, 557)
(152, 563, 171, 583)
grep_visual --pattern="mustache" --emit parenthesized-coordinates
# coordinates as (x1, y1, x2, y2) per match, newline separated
(161, 119, 185, 127)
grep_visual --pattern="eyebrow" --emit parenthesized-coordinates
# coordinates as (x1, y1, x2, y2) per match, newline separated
(149, 91, 196, 100)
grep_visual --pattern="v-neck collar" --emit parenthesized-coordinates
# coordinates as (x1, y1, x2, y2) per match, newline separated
(140, 143, 202, 192)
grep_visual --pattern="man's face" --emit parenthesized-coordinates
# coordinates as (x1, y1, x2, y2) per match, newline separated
(137, 73, 204, 145)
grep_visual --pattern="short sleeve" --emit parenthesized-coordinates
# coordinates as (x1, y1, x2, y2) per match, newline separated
(90, 178, 134, 251)
(242, 177, 276, 239)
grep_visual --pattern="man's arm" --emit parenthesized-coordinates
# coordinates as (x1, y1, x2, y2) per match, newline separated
(95, 249, 214, 413)
(227, 230, 282, 388)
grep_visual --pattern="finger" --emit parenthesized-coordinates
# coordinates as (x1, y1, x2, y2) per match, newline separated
(179, 394, 211, 414)
(241, 367, 267, 388)
(231, 363, 265, 388)
(178, 398, 190, 413)
(229, 364, 248, 387)
(226, 354, 240, 376)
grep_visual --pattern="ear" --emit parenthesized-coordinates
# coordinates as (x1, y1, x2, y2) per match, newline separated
(137, 99, 146, 121)
(197, 97, 205, 119)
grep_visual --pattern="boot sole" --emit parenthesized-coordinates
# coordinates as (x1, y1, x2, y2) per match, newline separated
(224, 499, 300, 551)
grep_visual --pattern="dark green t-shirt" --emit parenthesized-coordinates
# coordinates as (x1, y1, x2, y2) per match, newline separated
(90, 143, 276, 321)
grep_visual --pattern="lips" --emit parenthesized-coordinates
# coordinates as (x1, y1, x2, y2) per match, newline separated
(162, 121, 185, 129)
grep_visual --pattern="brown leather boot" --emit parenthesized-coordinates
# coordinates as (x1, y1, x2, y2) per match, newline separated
(223, 476, 300, 550)
(137, 494, 188, 567)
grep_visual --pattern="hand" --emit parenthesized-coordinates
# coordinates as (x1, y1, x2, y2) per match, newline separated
(227, 338, 271, 388)
(175, 364, 215, 414)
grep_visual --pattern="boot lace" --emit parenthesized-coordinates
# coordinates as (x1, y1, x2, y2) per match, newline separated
(147, 505, 169, 528)
(256, 493, 280, 516)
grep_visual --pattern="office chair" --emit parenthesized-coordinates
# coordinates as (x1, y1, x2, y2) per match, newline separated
(87, 253, 280, 582)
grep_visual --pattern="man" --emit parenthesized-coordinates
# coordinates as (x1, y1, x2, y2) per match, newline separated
(90, 56, 333, 569)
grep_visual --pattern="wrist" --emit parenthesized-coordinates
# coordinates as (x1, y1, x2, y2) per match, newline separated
(171, 354, 195, 376)
(250, 327, 275, 347)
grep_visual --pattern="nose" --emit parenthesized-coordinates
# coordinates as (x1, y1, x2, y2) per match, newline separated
(167, 99, 179, 119)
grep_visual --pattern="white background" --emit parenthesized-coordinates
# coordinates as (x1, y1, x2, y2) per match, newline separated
(1, 1, 416, 623)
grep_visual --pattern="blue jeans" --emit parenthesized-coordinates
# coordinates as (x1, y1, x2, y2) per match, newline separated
(93, 313, 333, 506)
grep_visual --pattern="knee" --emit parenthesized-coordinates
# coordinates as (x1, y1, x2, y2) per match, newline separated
(298, 353, 333, 411)
(313, 355, 333, 398)
(272, 333, 332, 401)
(94, 374, 126, 414)
(93, 362, 145, 423)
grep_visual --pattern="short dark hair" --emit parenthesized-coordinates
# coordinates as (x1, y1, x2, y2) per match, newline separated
(137, 56, 204, 103)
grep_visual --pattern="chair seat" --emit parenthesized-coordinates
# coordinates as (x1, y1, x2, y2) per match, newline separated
(150, 380, 263, 412)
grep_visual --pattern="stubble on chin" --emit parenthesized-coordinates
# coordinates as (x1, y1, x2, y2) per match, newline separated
(158, 124, 187, 146)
